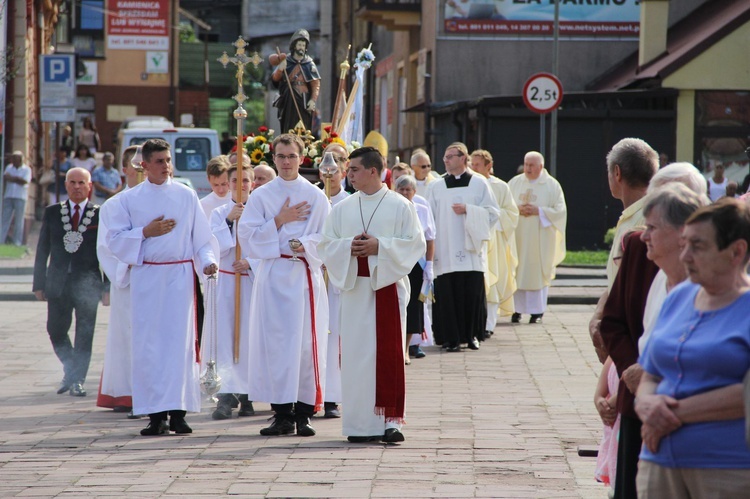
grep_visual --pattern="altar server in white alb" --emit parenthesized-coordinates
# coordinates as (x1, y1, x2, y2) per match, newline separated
(508, 151, 567, 324)
(96, 146, 140, 414)
(204, 165, 257, 420)
(319, 142, 350, 419)
(238, 133, 329, 437)
(427, 142, 500, 352)
(107, 139, 217, 436)
(319, 146, 425, 443)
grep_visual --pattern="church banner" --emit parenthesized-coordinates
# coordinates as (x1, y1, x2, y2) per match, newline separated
(442, 0, 640, 38)
(107, 0, 170, 50)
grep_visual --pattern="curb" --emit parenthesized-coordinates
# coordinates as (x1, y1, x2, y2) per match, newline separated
(0, 292, 35, 301)
(0, 266, 34, 276)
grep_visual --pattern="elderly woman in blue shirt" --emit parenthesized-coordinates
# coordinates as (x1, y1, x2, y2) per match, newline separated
(635, 198, 750, 497)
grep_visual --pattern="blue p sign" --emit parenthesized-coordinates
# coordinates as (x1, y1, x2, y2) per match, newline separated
(44, 56, 71, 83)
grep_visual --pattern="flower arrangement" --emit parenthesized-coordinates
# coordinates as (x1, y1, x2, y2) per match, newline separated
(354, 46, 375, 70)
(302, 125, 349, 168)
(244, 126, 275, 166)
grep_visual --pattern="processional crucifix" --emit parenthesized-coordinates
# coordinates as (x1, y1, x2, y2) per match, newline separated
(218, 37, 263, 363)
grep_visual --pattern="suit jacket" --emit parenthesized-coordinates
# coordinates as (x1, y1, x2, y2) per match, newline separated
(33, 201, 108, 300)
(600, 231, 659, 419)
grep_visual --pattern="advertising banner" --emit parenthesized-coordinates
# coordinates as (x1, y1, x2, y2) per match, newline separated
(107, 0, 170, 50)
(443, 0, 640, 38)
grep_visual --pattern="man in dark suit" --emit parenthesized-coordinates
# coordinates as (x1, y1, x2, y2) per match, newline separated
(33, 167, 108, 396)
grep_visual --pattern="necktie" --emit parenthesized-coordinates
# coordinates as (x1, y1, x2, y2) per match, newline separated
(71, 205, 80, 232)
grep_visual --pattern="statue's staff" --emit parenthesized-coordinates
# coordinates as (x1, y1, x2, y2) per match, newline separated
(271, 47, 306, 132)
(218, 37, 263, 363)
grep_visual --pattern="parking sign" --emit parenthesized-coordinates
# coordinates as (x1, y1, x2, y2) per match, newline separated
(40, 55, 76, 107)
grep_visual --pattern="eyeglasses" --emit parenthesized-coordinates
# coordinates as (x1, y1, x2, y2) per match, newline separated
(416, 164, 431, 169)
(274, 154, 299, 161)
(334, 155, 347, 164)
(443, 154, 462, 161)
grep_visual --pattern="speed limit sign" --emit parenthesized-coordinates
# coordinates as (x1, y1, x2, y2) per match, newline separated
(523, 73, 563, 114)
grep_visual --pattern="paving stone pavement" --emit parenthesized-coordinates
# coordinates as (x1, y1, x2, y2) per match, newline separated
(0, 301, 610, 498)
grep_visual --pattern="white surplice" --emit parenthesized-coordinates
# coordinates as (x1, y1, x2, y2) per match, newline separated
(318, 186, 426, 436)
(237, 175, 330, 407)
(96, 195, 134, 408)
(426, 172, 500, 277)
(200, 191, 232, 219)
(324, 189, 349, 403)
(200, 201, 257, 394)
(106, 178, 217, 415)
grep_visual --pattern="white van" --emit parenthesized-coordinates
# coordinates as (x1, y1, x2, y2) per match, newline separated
(117, 127, 220, 196)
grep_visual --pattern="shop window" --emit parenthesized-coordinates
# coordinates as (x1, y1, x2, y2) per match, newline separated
(695, 91, 750, 176)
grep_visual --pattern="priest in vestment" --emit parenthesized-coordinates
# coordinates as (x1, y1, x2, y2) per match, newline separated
(427, 142, 500, 351)
(508, 151, 567, 324)
(470, 150, 519, 336)
(319, 146, 425, 443)
(204, 165, 257, 420)
(107, 139, 217, 436)
(237, 134, 329, 437)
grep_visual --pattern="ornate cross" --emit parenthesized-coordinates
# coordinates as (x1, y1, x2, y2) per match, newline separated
(455, 251, 466, 262)
(217, 36, 263, 365)
(218, 37, 263, 123)
(519, 188, 537, 205)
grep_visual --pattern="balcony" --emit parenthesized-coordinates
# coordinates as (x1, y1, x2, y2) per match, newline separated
(357, 0, 421, 30)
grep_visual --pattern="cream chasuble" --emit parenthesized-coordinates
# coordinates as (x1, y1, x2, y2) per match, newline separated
(508, 170, 567, 291)
(106, 178, 217, 415)
(485, 176, 519, 317)
(318, 186, 425, 436)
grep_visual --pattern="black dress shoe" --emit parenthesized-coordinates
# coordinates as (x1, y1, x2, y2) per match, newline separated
(127, 411, 142, 419)
(169, 417, 193, 434)
(296, 417, 316, 437)
(529, 314, 543, 324)
(260, 416, 295, 436)
(324, 402, 341, 418)
(211, 403, 232, 420)
(414, 347, 426, 358)
(113, 405, 132, 413)
(467, 338, 480, 350)
(57, 379, 72, 394)
(69, 383, 87, 397)
(382, 428, 405, 443)
(483, 330, 493, 339)
(238, 400, 255, 417)
(446, 344, 461, 352)
(347, 435, 381, 443)
(511, 313, 521, 323)
(140, 420, 168, 436)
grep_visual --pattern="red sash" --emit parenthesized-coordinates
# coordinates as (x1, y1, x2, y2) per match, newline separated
(357, 257, 405, 422)
(144, 259, 200, 363)
(218, 269, 249, 277)
(280, 254, 323, 411)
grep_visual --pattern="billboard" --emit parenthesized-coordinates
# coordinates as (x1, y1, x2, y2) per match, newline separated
(107, 0, 170, 50)
(443, 0, 640, 38)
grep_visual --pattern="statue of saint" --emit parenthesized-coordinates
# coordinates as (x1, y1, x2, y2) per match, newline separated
(270, 29, 321, 135)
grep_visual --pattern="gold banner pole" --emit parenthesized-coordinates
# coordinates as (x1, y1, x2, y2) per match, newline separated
(218, 37, 263, 364)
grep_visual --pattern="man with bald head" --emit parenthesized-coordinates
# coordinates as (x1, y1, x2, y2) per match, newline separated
(508, 152, 567, 324)
(33, 167, 109, 396)
(410, 150, 435, 197)
(252, 163, 277, 189)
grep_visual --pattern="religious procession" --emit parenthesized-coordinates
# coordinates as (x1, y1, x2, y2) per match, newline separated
(18, 1, 750, 496)
(30, 30, 570, 446)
